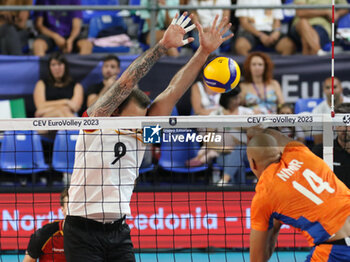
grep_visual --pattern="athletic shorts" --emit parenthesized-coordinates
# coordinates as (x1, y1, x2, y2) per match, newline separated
(64, 215, 135, 262)
(306, 243, 350, 262)
(35, 34, 86, 53)
(289, 25, 330, 50)
(235, 30, 285, 49)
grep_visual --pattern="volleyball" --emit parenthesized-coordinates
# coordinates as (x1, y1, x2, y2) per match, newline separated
(203, 57, 241, 93)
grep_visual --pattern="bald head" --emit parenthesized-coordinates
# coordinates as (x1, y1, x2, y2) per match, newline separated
(247, 133, 282, 178)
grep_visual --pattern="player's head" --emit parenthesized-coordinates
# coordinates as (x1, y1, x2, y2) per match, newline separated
(112, 88, 151, 117)
(335, 103, 350, 153)
(102, 54, 121, 80)
(278, 103, 294, 114)
(247, 133, 282, 178)
(323, 77, 343, 105)
(219, 86, 241, 111)
(243, 52, 273, 84)
(48, 52, 72, 85)
(60, 188, 69, 218)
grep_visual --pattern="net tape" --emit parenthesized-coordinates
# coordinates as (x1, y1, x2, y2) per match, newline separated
(0, 113, 348, 131)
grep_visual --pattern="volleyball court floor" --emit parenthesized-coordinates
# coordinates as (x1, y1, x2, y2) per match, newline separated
(3, 251, 309, 262)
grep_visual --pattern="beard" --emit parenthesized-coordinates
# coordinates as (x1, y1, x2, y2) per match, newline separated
(338, 132, 350, 146)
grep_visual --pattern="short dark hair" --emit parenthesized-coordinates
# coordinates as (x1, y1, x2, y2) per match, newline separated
(103, 54, 120, 67)
(118, 88, 151, 113)
(47, 52, 72, 86)
(277, 103, 295, 114)
(219, 86, 241, 109)
(60, 188, 69, 207)
(335, 103, 350, 113)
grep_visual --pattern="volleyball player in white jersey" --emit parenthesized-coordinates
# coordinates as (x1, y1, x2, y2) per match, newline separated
(64, 13, 233, 262)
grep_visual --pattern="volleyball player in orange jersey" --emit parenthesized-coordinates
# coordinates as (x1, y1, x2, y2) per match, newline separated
(246, 126, 350, 262)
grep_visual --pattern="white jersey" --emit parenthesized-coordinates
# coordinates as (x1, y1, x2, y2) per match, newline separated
(68, 128, 146, 222)
(197, 81, 221, 111)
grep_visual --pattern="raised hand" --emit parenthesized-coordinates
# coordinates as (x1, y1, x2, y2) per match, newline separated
(196, 15, 233, 55)
(159, 12, 196, 49)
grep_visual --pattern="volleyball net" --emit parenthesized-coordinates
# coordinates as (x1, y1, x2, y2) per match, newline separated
(0, 113, 349, 260)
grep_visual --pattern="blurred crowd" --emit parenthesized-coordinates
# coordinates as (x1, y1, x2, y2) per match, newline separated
(0, 0, 350, 56)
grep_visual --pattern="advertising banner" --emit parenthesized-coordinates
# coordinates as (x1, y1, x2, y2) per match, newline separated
(0, 192, 308, 250)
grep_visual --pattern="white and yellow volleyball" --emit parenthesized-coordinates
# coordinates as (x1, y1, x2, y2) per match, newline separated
(203, 57, 241, 93)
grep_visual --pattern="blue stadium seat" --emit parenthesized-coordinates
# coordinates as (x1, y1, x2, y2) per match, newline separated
(128, 0, 152, 51)
(82, 0, 120, 24)
(282, 0, 295, 24)
(337, 13, 350, 50)
(52, 130, 79, 174)
(171, 106, 179, 116)
(0, 131, 49, 174)
(129, 0, 140, 5)
(294, 98, 324, 114)
(139, 106, 178, 175)
(158, 129, 208, 173)
(88, 14, 131, 53)
(139, 164, 154, 174)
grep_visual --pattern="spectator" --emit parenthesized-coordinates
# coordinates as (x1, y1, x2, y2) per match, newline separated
(312, 103, 350, 188)
(312, 77, 350, 144)
(23, 188, 68, 262)
(33, 52, 84, 117)
(33, 0, 93, 56)
(190, 55, 221, 115)
(139, 0, 181, 57)
(234, 0, 296, 56)
(188, 0, 232, 52)
(277, 103, 305, 143)
(291, 0, 348, 55)
(0, 0, 32, 55)
(240, 51, 284, 114)
(86, 54, 121, 108)
(188, 87, 254, 185)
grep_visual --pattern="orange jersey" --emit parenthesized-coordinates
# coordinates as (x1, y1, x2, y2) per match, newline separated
(251, 141, 350, 246)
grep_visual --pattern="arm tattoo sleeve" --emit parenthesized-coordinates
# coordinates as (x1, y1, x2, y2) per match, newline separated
(88, 43, 168, 117)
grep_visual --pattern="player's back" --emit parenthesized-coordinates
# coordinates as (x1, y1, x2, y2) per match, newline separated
(253, 141, 350, 245)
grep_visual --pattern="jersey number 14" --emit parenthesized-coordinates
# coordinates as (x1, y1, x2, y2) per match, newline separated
(292, 169, 335, 205)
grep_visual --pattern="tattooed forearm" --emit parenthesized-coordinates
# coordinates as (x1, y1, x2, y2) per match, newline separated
(88, 43, 168, 117)
(124, 43, 168, 88)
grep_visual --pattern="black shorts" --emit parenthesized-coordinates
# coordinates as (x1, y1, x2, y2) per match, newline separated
(64, 215, 135, 262)
(235, 30, 285, 49)
(289, 24, 330, 49)
(35, 34, 86, 53)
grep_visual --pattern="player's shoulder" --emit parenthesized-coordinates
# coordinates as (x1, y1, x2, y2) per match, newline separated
(254, 171, 276, 197)
(251, 180, 273, 212)
(28, 221, 61, 249)
(284, 141, 309, 153)
(35, 220, 60, 236)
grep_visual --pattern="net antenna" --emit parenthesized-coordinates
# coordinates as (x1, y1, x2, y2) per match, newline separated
(331, 0, 335, 118)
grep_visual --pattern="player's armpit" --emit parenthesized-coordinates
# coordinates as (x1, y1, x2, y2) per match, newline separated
(22, 253, 36, 262)
(250, 227, 279, 262)
(267, 219, 282, 258)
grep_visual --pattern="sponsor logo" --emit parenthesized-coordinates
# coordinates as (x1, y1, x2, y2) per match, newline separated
(143, 126, 222, 144)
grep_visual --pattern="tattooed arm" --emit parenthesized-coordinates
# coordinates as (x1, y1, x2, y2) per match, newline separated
(87, 44, 167, 117)
(148, 15, 233, 116)
(87, 13, 195, 117)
